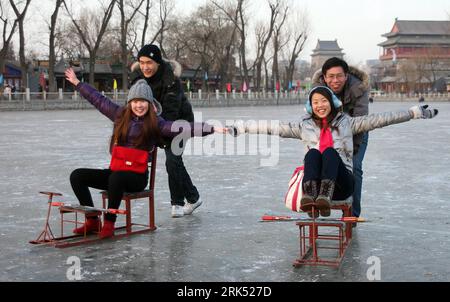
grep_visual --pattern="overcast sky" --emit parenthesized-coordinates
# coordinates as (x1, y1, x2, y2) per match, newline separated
(21, 0, 450, 65)
(180, 0, 450, 65)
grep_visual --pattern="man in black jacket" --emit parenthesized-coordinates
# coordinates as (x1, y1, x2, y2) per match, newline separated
(130, 44, 201, 218)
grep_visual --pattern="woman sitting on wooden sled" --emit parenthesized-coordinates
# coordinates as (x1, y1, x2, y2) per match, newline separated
(228, 86, 438, 218)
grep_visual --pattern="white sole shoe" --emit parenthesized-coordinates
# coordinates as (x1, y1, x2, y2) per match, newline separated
(171, 205, 184, 218)
(183, 199, 203, 215)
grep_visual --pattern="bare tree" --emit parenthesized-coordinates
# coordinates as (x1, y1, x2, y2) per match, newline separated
(156, 0, 174, 56)
(283, 10, 308, 90)
(9, 0, 31, 90)
(47, 0, 65, 92)
(180, 5, 218, 91)
(140, 0, 152, 48)
(127, 20, 142, 56)
(397, 60, 417, 93)
(215, 23, 238, 90)
(409, 45, 450, 92)
(263, 55, 273, 90)
(55, 20, 86, 61)
(212, 0, 249, 87)
(0, 1, 18, 74)
(410, 51, 430, 91)
(425, 45, 449, 84)
(271, 4, 288, 90)
(167, 3, 238, 91)
(138, 0, 173, 56)
(64, 0, 116, 85)
(117, 0, 145, 90)
(252, 0, 282, 91)
(163, 19, 189, 62)
(97, 29, 122, 61)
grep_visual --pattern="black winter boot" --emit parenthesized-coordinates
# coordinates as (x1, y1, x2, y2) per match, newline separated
(300, 180, 319, 215)
(316, 179, 335, 217)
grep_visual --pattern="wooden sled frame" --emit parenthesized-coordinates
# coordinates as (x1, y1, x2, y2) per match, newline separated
(30, 149, 158, 248)
(293, 203, 353, 268)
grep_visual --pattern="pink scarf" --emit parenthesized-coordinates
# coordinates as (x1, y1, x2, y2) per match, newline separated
(319, 118, 334, 153)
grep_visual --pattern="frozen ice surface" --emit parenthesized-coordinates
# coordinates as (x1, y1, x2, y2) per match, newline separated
(1, 101, 450, 281)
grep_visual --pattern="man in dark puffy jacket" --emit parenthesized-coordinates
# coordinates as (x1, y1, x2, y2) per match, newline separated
(130, 44, 201, 218)
(312, 57, 370, 219)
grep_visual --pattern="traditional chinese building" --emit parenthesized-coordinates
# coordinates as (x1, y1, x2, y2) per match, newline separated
(310, 40, 345, 74)
(53, 58, 124, 92)
(377, 19, 450, 93)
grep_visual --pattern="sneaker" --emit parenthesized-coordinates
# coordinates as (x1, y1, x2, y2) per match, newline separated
(183, 198, 203, 215)
(171, 205, 184, 218)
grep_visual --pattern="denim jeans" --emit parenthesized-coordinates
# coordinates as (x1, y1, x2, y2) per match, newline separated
(164, 147, 200, 206)
(352, 132, 369, 217)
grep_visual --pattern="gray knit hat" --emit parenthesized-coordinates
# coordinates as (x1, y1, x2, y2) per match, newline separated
(127, 79, 162, 115)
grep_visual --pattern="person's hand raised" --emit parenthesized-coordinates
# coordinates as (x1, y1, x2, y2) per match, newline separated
(65, 68, 80, 86)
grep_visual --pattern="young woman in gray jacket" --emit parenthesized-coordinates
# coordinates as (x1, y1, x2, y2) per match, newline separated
(229, 86, 438, 218)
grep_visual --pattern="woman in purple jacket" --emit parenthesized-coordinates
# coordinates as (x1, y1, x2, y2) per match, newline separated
(65, 68, 224, 239)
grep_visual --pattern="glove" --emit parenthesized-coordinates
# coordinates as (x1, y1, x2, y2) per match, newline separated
(226, 121, 245, 137)
(409, 105, 438, 119)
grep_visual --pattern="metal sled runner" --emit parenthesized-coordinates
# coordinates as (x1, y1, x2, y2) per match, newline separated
(30, 149, 158, 248)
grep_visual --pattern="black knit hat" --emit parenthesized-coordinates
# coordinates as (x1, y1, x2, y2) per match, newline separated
(138, 44, 163, 64)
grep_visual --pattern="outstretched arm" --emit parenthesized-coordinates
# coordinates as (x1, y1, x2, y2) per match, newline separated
(227, 121, 302, 139)
(158, 118, 224, 138)
(65, 68, 120, 121)
(351, 105, 438, 134)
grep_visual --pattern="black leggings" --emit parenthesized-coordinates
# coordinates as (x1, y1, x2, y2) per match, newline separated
(303, 148, 354, 201)
(70, 168, 148, 222)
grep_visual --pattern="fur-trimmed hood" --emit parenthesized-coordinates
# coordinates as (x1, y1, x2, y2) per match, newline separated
(131, 59, 182, 78)
(312, 66, 370, 93)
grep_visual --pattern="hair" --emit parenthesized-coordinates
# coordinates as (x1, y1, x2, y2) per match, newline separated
(310, 89, 339, 128)
(321, 57, 349, 76)
(109, 104, 162, 152)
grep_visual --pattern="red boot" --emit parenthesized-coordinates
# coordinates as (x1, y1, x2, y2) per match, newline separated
(99, 220, 115, 239)
(73, 218, 102, 235)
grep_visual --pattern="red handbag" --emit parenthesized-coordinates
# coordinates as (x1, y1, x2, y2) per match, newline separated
(110, 146, 149, 173)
